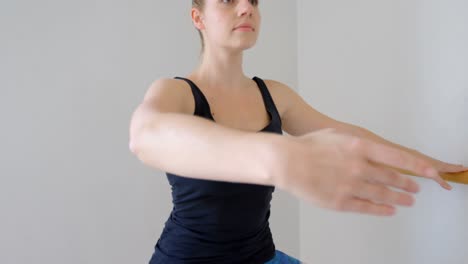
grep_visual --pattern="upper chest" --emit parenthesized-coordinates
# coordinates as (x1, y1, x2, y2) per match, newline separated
(182, 79, 287, 132)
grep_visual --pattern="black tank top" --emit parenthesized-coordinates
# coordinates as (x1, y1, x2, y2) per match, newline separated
(149, 76, 283, 264)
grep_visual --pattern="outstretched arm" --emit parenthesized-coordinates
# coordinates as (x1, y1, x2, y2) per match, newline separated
(354, 128, 462, 170)
(270, 79, 468, 183)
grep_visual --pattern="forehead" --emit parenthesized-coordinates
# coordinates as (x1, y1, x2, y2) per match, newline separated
(204, 0, 260, 6)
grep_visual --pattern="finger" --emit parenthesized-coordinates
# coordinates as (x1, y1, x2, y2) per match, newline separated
(354, 182, 415, 207)
(341, 197, 396, 216)
(442, 163, 468, 173)
(365, 162, 420, 193)
(360, 139, 450, 190)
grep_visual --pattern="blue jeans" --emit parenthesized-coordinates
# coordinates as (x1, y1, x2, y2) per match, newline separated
(264, 250, 302, 264)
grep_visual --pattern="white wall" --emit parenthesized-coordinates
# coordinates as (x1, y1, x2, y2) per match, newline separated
(0, 1, 299, 263)
(298, 0, 468, 263)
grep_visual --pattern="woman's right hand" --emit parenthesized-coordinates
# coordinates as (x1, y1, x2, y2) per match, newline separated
(272, 128, 447, 216)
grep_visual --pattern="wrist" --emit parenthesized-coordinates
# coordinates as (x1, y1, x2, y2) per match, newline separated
(261, 134, 299, 188)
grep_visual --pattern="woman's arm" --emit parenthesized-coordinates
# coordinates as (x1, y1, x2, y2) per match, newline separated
(355, 128, 468, 183)
(131, 109, 285, 186)
(129, 78, 286, 186)
(267, 79, 467, 183)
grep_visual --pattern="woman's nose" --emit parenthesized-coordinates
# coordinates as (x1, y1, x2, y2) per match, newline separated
(237, 0, 254, 17)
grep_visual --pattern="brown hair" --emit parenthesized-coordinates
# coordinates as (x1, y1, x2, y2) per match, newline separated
(192, 0, 205, 53)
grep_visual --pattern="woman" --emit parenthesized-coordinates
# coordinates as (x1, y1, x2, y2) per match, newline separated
(129, 0, 468, 263)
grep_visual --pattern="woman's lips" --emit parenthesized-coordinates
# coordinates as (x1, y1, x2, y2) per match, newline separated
(234, 26, 254, 31)
(234, 23, 254, 31)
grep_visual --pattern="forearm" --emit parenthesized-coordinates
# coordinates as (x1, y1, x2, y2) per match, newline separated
(131, 112, 285, 186)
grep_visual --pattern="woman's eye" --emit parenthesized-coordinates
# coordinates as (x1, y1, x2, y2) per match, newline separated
(220, 0, 258, 6)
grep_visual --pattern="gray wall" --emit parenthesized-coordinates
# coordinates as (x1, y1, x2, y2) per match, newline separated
(1, 1, 299, 263)
(298, 0, 468, 263)
(7, 1, 465, 263)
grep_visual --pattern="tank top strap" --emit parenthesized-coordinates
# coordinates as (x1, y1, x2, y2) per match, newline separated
(252, 76, 282, 128)
(174, 76, 212, 119)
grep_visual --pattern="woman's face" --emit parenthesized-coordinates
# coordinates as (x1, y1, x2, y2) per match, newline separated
(195, 0, 261, 52)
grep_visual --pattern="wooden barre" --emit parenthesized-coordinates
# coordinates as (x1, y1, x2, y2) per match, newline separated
(440, 171, 468, 185)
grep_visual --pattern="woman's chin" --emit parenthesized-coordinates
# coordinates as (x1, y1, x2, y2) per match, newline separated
(231, 41, 258, 52)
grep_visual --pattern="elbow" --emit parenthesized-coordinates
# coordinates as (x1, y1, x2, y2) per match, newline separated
(129, 131, 146, 157)
(128, 121, 148, 156)
(129, 140, 138, 155)
(129, 127, 153, 164)
(129, 138, 148, 165)
(129, 128, 144, 156)
(128, 133, 159, 168)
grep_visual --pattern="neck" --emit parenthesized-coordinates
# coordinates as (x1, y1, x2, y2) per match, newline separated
(189, 46, 249, 91)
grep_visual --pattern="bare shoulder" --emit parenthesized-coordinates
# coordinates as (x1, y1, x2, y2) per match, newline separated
(129, 77, 196, 149)
(141, 77, 195, 115)
(263, 79, 344, 136)
(262, 79, 299, 118)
